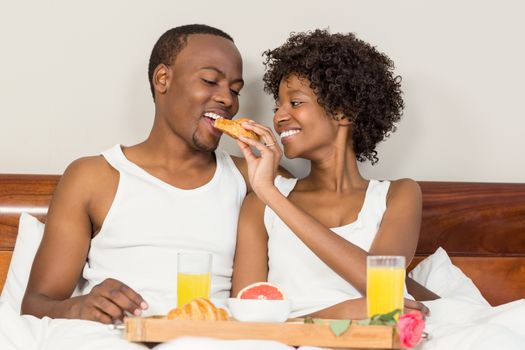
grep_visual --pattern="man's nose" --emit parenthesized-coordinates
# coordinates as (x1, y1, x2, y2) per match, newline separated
(213, 87, 234, 108)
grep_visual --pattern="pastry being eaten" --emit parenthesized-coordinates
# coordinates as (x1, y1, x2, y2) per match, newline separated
(167, 297, 229, 321)
(214, 118, 260, 142)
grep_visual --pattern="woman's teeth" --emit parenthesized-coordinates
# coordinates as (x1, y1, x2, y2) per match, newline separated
(280, 129, 301, 138)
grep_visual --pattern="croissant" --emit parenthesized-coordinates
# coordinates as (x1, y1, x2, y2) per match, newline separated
(214, 118, 260, 141)
(167, 297, 229, 321)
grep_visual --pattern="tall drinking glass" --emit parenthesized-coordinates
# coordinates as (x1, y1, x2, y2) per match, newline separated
(366, 255, 405, 318)
(177, 252, 212, 307)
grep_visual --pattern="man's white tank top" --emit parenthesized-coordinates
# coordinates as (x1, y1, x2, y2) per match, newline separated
(265, 176, 390, 318)
(79, 145, 246, 315)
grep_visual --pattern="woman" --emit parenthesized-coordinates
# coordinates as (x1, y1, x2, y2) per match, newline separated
(232, 29, 436, 319)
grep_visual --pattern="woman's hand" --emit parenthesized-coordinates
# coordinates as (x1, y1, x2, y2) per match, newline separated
(236, 121, 282, 201)
(404, 298, 430, 317)
(307, 298, 429, 320)
(308, 298, 368, 320)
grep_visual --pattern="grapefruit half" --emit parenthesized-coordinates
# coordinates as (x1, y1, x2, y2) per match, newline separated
(236, 282, 286, 300)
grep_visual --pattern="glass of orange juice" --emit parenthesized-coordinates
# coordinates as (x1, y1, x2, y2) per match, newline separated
(177, 252, 212, 307)
(366, 255, 405, 318)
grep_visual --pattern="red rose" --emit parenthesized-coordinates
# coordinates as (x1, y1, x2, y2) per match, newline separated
(397, 310, 426, 348)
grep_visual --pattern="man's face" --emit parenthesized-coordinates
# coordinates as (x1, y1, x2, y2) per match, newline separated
(158, 34, 244, 152)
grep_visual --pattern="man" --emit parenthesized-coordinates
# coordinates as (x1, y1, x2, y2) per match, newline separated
(21, 24, 273, 323)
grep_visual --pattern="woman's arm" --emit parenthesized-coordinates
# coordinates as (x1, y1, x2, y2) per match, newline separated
(256, 185, 369, 294)
(246, 179, 421, 296)
(406, 277, 440, 301)
(308, 297, 429, 320)
(369, 181, 439, 301)
(368, 179, 422, 264)
(236, 123, 426, 298)
(231, 192, 270, 296)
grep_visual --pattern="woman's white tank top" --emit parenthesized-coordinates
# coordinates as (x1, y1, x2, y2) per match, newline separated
(265, 175, 390, 317)
(79, 145, 246, 315)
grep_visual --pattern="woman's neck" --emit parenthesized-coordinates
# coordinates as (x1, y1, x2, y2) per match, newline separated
(300, 126, 367, 193)
(306, 151, 366, 193)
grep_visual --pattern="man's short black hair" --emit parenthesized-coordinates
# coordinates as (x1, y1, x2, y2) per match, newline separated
(148, 24, 234, 99)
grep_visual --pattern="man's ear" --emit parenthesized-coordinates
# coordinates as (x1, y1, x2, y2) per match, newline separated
(153, 64, 170, 95)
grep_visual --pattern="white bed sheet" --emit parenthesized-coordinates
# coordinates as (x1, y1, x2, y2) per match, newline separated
(1, 223, 524, 350)
(2, 297, 525, 350)
(420, 298, 525, 350)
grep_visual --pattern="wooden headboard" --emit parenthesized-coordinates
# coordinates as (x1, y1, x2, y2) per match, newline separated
(1, 174, 524, 305)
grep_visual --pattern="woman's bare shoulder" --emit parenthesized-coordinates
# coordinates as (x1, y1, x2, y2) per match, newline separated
(386, 178, 422, 202)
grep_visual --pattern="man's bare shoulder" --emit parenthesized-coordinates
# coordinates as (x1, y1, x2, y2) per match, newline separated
(56, 155, 117, 200)
(45, 154, 119, 237)
(62, 155, 116, 184)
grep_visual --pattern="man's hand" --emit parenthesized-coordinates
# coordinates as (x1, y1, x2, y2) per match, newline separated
(71, 278, 148, 324)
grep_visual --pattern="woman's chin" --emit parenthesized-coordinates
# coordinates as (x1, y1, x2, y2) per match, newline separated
(283, 149, 298, 160)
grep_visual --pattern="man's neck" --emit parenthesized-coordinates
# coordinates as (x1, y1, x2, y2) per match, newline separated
(120, 128, 218, 190)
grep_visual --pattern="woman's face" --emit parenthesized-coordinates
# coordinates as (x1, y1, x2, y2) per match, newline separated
(273, 75, 338, 160)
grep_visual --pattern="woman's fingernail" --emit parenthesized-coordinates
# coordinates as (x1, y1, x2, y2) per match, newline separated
(140, 301, 148, 309)
(134, 309, 142, 316)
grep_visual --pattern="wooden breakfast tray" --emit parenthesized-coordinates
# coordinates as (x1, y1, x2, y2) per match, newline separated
(124, 317, 401, 349)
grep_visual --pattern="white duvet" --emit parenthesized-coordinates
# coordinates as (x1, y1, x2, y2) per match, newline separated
(1, 222, 524, 350)
(1, 296, 525, 350)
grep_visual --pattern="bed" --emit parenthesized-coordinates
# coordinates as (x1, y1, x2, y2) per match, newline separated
(1, 174, 524, 304)
(1, 173, 525, 350)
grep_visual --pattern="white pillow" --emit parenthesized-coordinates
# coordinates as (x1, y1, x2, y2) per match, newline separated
(409, 247, 490, 306)
(0, 213, 44, 312)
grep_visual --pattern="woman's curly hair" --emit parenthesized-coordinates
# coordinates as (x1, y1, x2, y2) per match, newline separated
(263, 29, 404, 164)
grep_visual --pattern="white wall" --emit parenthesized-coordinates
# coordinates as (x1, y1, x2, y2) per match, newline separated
(1, 0, 524, 182)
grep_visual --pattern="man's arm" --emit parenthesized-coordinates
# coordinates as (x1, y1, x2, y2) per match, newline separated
(21, 157, 147, 323)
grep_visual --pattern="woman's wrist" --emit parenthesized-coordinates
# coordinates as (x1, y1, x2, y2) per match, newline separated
(254, 184, 281, 205)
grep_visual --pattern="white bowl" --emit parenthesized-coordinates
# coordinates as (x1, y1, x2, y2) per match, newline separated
(227, 298, 291, 323)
